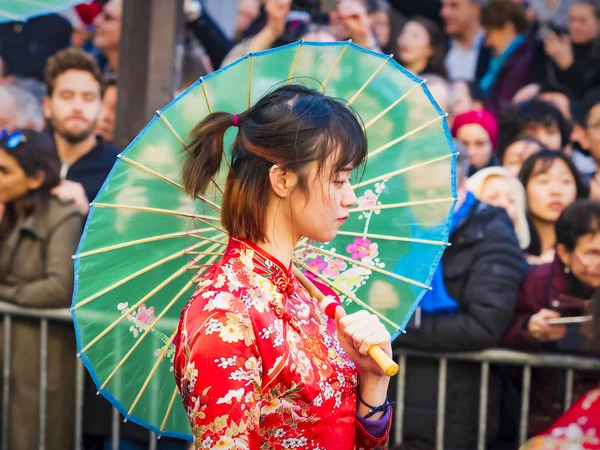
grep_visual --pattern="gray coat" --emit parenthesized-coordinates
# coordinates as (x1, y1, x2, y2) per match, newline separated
(0, 196, 82, 450)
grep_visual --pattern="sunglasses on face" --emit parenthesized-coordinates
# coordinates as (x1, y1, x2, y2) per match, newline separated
(0, 130, 27, 149)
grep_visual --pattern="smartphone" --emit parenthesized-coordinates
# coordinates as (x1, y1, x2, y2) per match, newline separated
(546, 315, 593, 326)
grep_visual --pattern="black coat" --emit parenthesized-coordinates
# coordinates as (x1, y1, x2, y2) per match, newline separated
(391, 201, 526, 448)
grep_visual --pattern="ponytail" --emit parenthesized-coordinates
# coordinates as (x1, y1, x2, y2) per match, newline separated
(182, 112, 236, 198)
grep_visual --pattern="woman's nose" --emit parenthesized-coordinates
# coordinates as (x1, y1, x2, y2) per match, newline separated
(343, 185, 358, 208)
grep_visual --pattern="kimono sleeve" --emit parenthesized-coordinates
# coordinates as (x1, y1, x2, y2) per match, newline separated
(355, 409, 392, 450)
(174, 303, 263, 450)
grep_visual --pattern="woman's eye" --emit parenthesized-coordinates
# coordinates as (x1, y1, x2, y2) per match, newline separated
(335, 180, 349, 185)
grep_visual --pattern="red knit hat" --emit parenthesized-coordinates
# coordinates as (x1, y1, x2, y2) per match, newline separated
(451, 109, 499, 149)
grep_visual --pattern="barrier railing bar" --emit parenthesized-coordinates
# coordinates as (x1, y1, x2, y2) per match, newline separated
(435, 358, 447, 450)
(564, 369, 574, 412)
(519, 365, 532, 445)
(112, 407, 120, 450)
(149, 432, 158, 450)
(394, 354, 406, 445)
(477, 361, 489, 450)
(2, 315, 11, 450)
(394, 348, 600, 370)
(39, 318, 48, 450)
(74, 358, 85, 450)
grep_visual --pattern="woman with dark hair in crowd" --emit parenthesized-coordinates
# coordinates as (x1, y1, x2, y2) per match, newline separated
(395, 16, 448, 78)
(173, 85, 393, 448)
(504, 199, 600, 437)
(519, 150, 588, 264)
(0, 129, 82, 450)
(498, 99, 572, 154)
(480, 0, 532, 115)
(500, 136, 546, 178)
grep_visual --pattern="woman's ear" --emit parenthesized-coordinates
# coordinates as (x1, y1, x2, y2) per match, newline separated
(268, 165, 298, 198)
(26, 171, 45, 191)
(556, 243, 572, 269)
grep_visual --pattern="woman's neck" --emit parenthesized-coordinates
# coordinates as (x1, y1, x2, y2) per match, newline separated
(533, 217, 556, 255)
(256, 197, 299, 269)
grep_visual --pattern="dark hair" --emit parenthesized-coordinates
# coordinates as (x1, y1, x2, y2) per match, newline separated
(498, 100, 572, 153)
(579, 87, 600, 127)
(573, 0, 600, 18)
(539, 82, 574, 100)
(481, 0, 529, 34)
(518, 150, 589, 256)
(556, 199, 600, 251)
(0, 130, 61, 235)
(397, 16, 448, 78)
(498, 135, 546, 165)
(44, 48, 103, 97)
(182, 84, 367, 243)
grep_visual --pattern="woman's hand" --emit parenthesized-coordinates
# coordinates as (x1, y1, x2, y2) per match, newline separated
(334, 0, 377, 50)
(336, 309, 392, 377)
(527, 308, 567, 342)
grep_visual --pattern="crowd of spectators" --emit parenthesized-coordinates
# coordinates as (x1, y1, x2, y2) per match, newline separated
(1, 0, 600, 449)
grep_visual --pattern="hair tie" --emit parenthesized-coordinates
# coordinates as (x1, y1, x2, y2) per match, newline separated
(232, 113, 239, 127)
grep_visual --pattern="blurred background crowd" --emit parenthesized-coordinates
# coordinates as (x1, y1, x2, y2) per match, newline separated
(2, 0, 600, 449)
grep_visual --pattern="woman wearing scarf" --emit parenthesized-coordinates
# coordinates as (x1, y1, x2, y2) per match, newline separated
(480, 0, 533, 115)
(173, 85, 393, 449)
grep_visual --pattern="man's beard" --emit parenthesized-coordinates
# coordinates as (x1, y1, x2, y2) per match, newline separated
(52, 116, 98, 144)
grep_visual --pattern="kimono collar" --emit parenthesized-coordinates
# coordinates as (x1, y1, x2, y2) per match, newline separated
(229, 237, 296, 295)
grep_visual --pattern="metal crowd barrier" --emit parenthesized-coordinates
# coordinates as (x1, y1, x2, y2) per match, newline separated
(1, 300, 600, 450)
(392, 348, 600, 450)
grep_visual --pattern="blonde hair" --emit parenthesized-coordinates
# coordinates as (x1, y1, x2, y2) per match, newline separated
(467, 167, 530, 250)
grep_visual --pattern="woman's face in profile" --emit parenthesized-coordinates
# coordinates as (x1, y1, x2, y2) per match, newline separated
(288, 158, 358, 243)
(0, 149, 40, 204)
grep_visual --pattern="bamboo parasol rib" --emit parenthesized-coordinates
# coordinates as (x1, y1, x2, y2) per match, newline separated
(349, 197, 456, 214)
(353, 153, 456, 190)
(127, 328, 178, 416)
(346, 54, 392, 107)
(73, 229, 217, 259)
(91, 203, 221, 222)
(287, 40, 304, 83)
(336, 230, 449, 246)
(160, 386, 180, 434)
(368, 114, 447, 160)
(364, 80, 426, 130)
(72, 239, 220, 311)
(293, 259, 401, 331)
(319, 41, 350, 92)
(78, 239, 226, 356)
(297, 244, 431, 290)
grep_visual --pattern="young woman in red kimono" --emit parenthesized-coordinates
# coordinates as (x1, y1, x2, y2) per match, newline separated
(173, 85, 393, 449)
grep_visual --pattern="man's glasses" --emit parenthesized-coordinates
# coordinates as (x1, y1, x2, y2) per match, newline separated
(0, 130, 27, 149)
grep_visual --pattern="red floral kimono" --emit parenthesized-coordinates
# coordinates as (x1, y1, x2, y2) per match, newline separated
(174, 238, 391, 449)
(521, 388, 600, 449)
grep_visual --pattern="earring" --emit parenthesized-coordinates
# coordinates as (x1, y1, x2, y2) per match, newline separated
(565, 266, 571, 274)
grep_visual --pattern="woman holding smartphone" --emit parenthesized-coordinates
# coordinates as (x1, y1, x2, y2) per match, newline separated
(502, 199, 600, 436)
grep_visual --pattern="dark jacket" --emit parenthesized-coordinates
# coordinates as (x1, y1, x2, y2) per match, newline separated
(530, 37, 600, 100)
(0, 14, 71, 81)
(0, 197, 82, 450)
(502, 256, 598, 436)
(392, 201, 526, 448)
(484, 40, 533, 116)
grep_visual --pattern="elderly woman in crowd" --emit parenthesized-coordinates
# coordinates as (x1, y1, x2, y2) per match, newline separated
(0, 130, 82, 450)
(519, 150, 587, 265)
(504, 200, 600, 436)
(451, 109, 499, 176)
(467, 166, 530, 250)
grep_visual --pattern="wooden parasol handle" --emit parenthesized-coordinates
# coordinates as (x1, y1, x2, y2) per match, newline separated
(292, 266, 399, 377)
